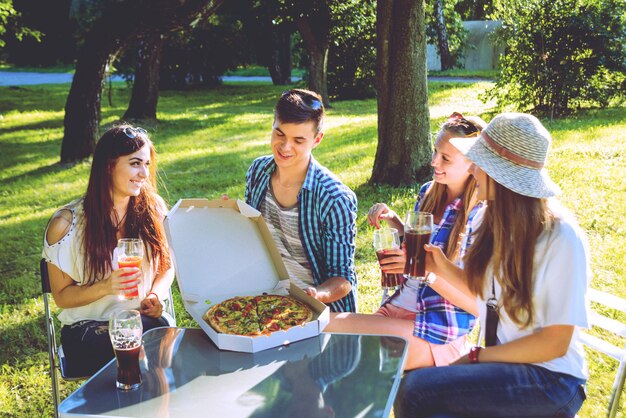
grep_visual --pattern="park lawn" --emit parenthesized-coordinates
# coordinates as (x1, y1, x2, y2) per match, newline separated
(0, 81, 624, 417)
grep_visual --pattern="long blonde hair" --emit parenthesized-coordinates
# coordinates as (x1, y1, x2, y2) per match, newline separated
(418, 116, 483, 260)
(464, 180, 555, 327)
(419, 177, 478, 260)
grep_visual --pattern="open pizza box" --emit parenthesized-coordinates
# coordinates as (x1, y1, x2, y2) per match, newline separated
(164, 198, 330, 353)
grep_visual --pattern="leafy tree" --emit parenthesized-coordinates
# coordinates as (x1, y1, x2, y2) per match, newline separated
(455, 0, 494, 20)
(241, 0, 295, 85)
(281, 0, 332, 107)
(425, 0, 467, 70)
(326, 0, 376, 100)
(485, 0, 626, 116)
(0, 0, 41, 50)
(61, 0, 222, 163)
(371, 0, 431, 186)
(122, 33, 166, 121)
(158, 12, 244, 89)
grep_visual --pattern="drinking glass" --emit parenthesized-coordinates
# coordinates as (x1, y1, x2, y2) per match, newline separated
(109, 309, 143, 390)
(403, 211, 434, 281)
(373, 228, 403, 303)
(117, 238, 143, 300)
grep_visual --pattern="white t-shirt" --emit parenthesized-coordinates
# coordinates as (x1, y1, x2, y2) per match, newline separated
(474, 203, 591, 380)
(41, 199, 156, 326)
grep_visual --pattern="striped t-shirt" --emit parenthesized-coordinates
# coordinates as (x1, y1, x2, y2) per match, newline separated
(260, 186, 315, 289)
(245, 155, 358, 312)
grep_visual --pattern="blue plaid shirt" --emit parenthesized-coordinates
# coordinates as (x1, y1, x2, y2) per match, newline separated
(410, 181, 481, 344)
(245, 155, 358, 312)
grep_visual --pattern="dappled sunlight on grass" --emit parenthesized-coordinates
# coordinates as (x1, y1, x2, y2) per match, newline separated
(0, 82, 624, 417)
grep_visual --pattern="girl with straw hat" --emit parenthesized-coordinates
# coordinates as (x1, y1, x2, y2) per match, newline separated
(394, 113, 590, 417)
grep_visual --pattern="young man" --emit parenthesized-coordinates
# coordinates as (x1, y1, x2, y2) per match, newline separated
(245, 89, 358, 312)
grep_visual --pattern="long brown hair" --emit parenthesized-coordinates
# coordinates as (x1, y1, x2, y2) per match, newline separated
(463, 180, 554, 327)
(82, 125, 171, 285)
(419, 117, 482, 260)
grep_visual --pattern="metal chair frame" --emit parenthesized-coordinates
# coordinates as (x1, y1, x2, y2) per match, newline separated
(41, 258, 176, 417)
(580, 288, 626, 418)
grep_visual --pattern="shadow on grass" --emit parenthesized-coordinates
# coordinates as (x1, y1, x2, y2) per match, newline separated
(0, 118, 65, 136)
(0, 308, 48, 366)
(0, 160, 79, 186)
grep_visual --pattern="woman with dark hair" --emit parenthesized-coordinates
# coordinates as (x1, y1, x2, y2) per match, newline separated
(395, 113, 589, 417)
(42, 125, 174, 376)
(326, 113, 486, 370)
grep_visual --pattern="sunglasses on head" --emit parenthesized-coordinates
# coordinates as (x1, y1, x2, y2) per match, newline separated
(282, 90, 323, 111)
(123, 126, 147, 139)
(447, 112, 480, 137)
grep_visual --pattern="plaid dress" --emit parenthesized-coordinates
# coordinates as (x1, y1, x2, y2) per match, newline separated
(409, 181, 481, 344)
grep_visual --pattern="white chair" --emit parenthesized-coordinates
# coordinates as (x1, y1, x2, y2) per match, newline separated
(41, 259, 176, 417)
(580, 288, 626, 418)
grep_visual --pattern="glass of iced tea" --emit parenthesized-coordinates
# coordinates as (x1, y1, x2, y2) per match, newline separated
(373, 228, 403, 302)
(117, 238, 143, 300)
(403, 211, 434, 281)
(109, 309, 143, 390)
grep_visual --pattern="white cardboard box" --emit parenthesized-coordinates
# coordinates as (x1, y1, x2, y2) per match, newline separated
(164, 198, 330, 353)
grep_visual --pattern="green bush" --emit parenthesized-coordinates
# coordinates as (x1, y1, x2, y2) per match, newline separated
(484, 0, 626, 116)
(326, 0, 377, 100)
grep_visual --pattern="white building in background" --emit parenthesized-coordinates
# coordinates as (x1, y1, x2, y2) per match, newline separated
(427, 20, 503, 71)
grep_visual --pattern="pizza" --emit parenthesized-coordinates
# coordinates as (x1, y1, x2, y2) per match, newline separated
(203, 294, 313, 336)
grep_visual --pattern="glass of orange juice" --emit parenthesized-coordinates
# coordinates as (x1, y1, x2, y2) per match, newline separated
(117, 238, 143, 300)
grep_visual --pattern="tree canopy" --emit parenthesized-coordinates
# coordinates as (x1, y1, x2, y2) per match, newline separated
(485, 0, 626, 116)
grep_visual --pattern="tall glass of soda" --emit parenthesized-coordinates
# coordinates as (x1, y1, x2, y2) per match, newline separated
(117, 238, 143, 300)
(109, 309, 143, 390)
(373, 228, 403, 303)
(403, 211, 434, 281)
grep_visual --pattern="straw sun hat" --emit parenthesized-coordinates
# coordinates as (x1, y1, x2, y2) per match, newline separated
(450, 113, 561, 199)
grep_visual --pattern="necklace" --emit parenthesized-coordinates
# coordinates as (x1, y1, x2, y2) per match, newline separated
(112, 210, 128, 230)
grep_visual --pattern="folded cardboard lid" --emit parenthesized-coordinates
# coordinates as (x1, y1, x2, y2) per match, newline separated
(164, 199, 290, 302)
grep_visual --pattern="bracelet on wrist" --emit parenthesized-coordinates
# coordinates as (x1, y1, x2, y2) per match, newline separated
(147, 292, 159, 301)
(468, 346, 482, 364)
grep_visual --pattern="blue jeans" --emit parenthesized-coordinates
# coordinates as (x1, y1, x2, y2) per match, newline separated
(394, 363, 586, 418)
(61, 315, 168, 377)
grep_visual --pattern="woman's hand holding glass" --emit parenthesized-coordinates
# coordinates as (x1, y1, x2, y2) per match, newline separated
(377, 247, 406, 274)
(368, 203, 403, 231)
(102, 268, 142, 298)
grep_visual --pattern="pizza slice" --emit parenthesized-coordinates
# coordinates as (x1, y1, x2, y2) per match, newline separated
(204, 296, 262, 336)
(256, 295, 313, 333)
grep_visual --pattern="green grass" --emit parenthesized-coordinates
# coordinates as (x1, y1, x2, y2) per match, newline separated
(0, 63, 75, 73)
(223, 65, 305, 78)
(428, 68, 499, 79)
(0, 81, 624, 417)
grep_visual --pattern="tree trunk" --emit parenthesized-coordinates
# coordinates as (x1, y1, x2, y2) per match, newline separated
(370, 0, 431, 186)
(296, 17, 330, 108)
(61, 38, 119, 163)
(59, 0, 224, 164)
(268, 29, 292, 85)
(123, 33, 165, 121)
(434, 0, 454, 70)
